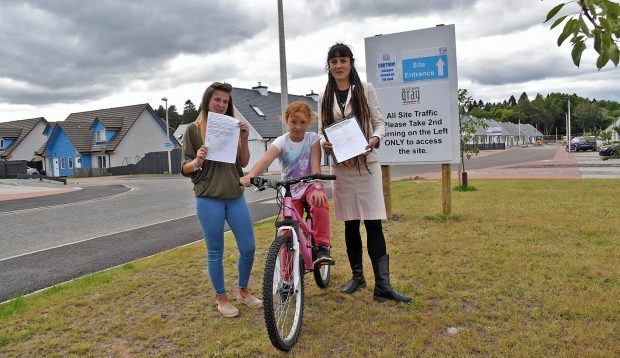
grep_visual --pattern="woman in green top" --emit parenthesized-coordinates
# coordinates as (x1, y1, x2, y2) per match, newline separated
(182, 82, 262, 318)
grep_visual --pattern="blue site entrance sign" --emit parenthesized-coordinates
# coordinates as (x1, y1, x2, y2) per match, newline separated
(365, 25, 459, 165)
(402, 55, 448, 82)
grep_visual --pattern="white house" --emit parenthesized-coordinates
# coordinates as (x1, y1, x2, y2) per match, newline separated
(0, 117, 51, 162)
(605, 117, 620, 142)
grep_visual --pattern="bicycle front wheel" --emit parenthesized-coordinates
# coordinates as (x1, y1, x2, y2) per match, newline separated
(263, 235, 304, 352)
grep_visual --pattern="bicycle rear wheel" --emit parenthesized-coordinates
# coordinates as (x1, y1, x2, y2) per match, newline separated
(263, 235, 304, 352)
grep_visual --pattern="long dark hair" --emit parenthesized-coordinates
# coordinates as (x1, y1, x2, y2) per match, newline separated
(321, 43, 372, 173)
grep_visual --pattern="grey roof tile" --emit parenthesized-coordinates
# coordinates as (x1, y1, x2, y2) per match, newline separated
(232, 88, 318, 138)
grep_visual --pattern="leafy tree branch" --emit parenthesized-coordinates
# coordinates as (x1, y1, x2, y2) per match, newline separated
(544, 0, 620, 69)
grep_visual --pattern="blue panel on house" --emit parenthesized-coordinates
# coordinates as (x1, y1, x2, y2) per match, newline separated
(81, 155, 92, 169)
(2, 139, 14, 148)
(92, 121, 106, 143)
(106, 130, 117, 143)
(45, 127, 78, 177)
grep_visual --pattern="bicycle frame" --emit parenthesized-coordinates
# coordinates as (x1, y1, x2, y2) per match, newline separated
(254, 173, 336, 352)
(277, 188, 317, 272)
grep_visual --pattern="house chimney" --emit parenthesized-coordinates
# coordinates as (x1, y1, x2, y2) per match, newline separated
(252, 81, 268, 96)
(305, 90, 319, 102)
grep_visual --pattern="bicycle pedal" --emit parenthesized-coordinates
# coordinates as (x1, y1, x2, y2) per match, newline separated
(315, 258, 335, 266)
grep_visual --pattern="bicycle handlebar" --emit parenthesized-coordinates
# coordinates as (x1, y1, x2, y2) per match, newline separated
(251, 173, 336, 191)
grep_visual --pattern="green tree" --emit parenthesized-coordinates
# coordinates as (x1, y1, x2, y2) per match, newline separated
(458, 89, 489, 187)
(573, 100, 605, 133)
(508, 95, 517, 107)
(544, 0, 620, 68)
(596, 127, 612, 141)
(165, 105, 182, 133)
(155, 105, 166, 120)
(458, 89, 474, 115)
(182, 100, 199, 124)
(532, 93, 552, 134)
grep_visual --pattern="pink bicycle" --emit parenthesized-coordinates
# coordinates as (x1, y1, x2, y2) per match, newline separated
(251, 173, 336, 352)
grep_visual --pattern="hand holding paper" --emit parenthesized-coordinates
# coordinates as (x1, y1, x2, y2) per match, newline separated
(321, 116, 370, 163)
(205, 111, 240, 164)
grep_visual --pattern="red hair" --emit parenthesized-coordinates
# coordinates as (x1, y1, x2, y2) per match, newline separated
(284, 101, 313, 123)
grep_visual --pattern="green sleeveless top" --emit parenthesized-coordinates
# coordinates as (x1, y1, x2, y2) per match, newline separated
(182, 123, 244, 198)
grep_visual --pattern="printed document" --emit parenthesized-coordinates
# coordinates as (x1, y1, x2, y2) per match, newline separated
(205, 112, 239, 164)
(322, 116, 369, 163)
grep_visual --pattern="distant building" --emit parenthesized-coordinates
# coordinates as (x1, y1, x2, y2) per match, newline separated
(38, 104, 179, 177)
(605, 117, 620, 142)
(461, 116, 544, 148)
(0, 117, 51, 161)
(173, 123, 191, 145)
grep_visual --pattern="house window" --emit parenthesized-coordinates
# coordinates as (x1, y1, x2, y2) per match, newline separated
(68, 157, 74, 169)
(97, 156, 107, 168)
(251, 105, 265, 117)
(60, 157, 66, 169)
(96, 130, 105, 143)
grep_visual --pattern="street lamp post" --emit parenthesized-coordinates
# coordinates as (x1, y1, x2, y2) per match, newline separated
(161, 97, 172, 175)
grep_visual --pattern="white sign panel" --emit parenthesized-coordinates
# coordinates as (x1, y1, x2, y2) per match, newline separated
(365, 25, 460, 165)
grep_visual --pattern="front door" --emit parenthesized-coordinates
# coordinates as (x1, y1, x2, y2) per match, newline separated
(52, 158, 59, 177)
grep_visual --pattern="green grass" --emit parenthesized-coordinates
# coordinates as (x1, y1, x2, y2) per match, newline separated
(454, 185, 477, 192)
(1, 179, 619, 356)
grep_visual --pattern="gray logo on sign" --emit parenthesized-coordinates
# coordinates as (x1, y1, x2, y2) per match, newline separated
(401, 86, 420, 105)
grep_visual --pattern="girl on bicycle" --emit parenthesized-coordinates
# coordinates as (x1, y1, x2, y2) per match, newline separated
(318, 43, 411, 303)
(182, 82, 262, 318)
(240, 101, 332, 261)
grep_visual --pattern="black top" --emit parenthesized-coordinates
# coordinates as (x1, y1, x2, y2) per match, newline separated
(335, 88, 349, 116)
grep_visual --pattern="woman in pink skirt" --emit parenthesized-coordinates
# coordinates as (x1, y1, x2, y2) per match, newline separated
(318, 43, 410, 303)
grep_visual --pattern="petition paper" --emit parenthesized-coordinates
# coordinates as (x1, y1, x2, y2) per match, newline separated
(323, 116, 369, 163)
(205, 111, 239, 164)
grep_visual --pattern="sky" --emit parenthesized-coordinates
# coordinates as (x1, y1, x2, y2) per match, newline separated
(1, 0, 618, 123)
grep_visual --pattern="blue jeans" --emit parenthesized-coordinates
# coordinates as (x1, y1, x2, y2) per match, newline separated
(196, 195, 255, 295)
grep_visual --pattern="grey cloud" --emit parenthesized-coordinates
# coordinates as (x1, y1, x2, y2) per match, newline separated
(461, 52, 578, 86)
(0, 0, 265, 104)
(338, 0, 473, 17)
(289, 63, 325, 80)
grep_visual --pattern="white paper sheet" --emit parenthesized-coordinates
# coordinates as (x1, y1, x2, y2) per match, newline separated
(322, 116, 369, 163)
(205, 111, 240, 164)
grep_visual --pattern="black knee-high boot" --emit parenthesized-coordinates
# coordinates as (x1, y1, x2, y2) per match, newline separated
(342, 220, 365, 294)
(371, 255, 411, 303)
(341, 248, 366, 294)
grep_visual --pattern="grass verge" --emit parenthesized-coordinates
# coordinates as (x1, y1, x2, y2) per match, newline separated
(1, 179, 619, 356)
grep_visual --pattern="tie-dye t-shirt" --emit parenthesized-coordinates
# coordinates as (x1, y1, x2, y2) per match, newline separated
(272, 132, 320, 199)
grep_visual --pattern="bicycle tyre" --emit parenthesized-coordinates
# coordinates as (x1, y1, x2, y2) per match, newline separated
(313, 260, 331, 288)
(263, 235, 305, 352)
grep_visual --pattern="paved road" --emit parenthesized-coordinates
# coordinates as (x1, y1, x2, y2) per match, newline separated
(1, 146, 618, 302)
(0, 175, 299, 302)
(390, 144, 559, 180)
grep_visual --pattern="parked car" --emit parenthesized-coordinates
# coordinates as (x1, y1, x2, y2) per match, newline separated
(26, 166, 39, 177)
(567, 136, 597, 152)
(599, 143, 620, 157)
